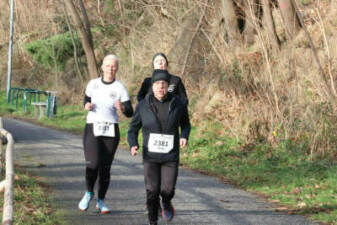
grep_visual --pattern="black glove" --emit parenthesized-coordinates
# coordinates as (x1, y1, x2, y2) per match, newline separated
(1, 136, 7, 145)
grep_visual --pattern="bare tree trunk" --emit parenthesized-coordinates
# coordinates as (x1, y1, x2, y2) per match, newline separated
(78, 0, 94, 49)
(167, 13, 200, 75)
(221, 0, 242, 46)
(262, 0, 280, 49)
(64, 0, 99, 79)
(179, 4, 207, 77)
(241, 0, 258, 46)
(62, 1, 84, 82)
(277, 0, 300, 39)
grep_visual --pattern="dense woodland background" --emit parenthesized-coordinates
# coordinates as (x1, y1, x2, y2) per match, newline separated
(0, 0, 336, 160)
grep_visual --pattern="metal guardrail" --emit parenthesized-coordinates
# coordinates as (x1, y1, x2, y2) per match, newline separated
(8, 87, 57, 118)
(0, 118, 14, 225)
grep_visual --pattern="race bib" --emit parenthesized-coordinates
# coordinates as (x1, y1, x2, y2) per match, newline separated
(148, 133, 174, 153)
(93, 122, 115, 137)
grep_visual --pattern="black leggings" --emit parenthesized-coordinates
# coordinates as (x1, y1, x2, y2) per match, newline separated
(144, 161, 179, 222)
(83, 123, 120, 199)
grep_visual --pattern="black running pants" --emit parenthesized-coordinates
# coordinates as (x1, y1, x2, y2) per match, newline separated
(83, 123, 120, 199)
(144, 161, 179, 222)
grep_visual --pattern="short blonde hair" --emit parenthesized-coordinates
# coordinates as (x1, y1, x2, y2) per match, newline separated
(102, 54, 119, 66)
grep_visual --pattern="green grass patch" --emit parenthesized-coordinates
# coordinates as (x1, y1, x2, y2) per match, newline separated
(0, 167, 64, 225)
(180, 122, 337, 225)
(0, 91, 87, 133)
(38, 104, 87, 132)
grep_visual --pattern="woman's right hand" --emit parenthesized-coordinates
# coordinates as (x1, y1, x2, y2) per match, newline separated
(131, 146, 138, 156)
(84, 102, 94, 111)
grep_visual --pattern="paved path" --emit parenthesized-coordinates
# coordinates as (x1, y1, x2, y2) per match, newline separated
(3, 118, 318, 225)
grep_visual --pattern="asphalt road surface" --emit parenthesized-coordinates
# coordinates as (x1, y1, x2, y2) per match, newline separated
(3, 118, 319, 225)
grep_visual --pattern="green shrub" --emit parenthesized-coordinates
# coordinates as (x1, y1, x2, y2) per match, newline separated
(24, 32, 82, 71)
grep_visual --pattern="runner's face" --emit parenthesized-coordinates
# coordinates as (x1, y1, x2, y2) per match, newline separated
(102, 59, 118, 82)
(153, 56, 168, 70)
(152, 80, 168, 100)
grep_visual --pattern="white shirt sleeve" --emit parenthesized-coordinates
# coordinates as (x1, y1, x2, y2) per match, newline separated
(85, 80, 94, 97)
(119, 83, 130, 102)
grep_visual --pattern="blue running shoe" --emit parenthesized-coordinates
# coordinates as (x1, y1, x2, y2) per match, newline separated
(78, 191, 93, 211)
(162, 202, 175, 221)
(96, 198, 111, 214)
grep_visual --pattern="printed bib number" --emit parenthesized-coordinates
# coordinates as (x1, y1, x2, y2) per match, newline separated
(148, 133, 174, 153)
(93, 122, 115, 137)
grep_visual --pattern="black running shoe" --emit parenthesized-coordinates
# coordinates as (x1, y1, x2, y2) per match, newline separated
(162, 202, 175, 221)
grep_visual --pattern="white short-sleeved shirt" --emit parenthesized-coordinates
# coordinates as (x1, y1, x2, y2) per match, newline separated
(85, 78, 130, 124)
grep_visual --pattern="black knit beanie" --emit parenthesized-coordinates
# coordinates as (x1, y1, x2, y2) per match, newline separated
(152, 69, 170, 84)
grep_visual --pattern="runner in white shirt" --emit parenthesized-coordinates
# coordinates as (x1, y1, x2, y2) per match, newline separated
(78, 54, 133, 214)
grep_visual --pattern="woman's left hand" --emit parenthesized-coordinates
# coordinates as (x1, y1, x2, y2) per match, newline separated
(180, 138, 188, 148)
(115, 100, 124, 112)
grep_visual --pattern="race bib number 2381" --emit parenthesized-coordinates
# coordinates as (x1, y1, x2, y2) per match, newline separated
(148, 133, 174, 153)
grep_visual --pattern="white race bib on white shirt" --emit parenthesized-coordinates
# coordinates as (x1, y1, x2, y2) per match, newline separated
(93, 122, 115, 137)
(148, 133, 174, 153)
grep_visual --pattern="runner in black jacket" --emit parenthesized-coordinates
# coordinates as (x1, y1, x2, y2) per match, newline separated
(136, 52, 188, 102)
(128, 70, 191, 225)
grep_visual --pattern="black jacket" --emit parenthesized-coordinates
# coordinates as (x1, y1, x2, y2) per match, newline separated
(136, 73, 187, 102)
(128, 93, 191, 163)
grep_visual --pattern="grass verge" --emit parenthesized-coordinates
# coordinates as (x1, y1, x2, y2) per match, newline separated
(0, 166, 64, 225)
(180, 121, 336, 225)
(0, 91, 336, 225)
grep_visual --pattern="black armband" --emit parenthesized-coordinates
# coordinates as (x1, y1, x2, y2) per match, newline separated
(122, 100, 133, 117)
(83, 94, 91, 106)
